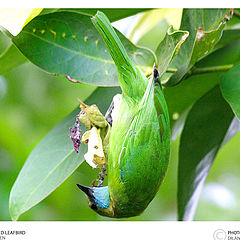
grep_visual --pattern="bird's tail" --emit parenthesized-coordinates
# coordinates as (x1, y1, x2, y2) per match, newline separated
(91, 11, 147, 99)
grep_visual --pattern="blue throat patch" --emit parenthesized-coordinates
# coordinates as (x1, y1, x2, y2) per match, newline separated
(93, 186, 110, 209)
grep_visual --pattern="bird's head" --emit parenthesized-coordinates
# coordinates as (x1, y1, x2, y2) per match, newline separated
(77, 184, 114, 217)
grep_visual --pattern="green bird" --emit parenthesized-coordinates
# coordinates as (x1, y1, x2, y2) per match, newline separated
(76, 11, 170, 218)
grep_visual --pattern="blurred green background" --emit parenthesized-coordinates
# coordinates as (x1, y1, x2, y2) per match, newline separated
(1, 9, 240, 221)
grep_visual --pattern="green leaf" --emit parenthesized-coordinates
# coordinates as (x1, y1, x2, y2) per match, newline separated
(178, 86, 240, 221)
(9, 86, 120, 220)
(220, 62, 240, 120)
(164, 37, 240, 143)
(215, 29, 240, 51)
(131, 8, 183, 52)
(0, 31, 11, 53)
(0, 25, 13, 39)
(155, 26, 189, 78)
(0, 44, 28, 75)
(136, 19, 169, 52)
(164, 37, 240, 134)
(40, 8, 151, 22)
(13, 11, 155, 86)
(196, 39, 240, 68)
(165, 9, 231, 87)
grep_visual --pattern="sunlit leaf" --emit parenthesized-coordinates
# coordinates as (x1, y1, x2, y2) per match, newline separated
(136, 19, 169, 52)
(0, 44, 28, 75)
(156, 26, 189, 78)
(0, 8, 42, 36)
(131, 8, 183, 48)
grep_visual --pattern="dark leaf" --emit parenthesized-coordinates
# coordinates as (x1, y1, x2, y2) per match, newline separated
(215, 29, 240, 50)
(220, 61, 240, 120)
(178, 86, 240, 220)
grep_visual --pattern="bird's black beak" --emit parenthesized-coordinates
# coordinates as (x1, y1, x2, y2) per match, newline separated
(76, 184, 95, 199)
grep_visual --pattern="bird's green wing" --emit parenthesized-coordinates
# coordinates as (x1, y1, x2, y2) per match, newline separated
(153, 68, 171, 145)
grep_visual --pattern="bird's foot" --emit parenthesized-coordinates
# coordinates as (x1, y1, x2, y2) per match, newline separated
(91, 164, 107, 187)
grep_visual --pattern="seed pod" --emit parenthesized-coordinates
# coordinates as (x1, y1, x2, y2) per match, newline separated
(76, 11, 170, 218)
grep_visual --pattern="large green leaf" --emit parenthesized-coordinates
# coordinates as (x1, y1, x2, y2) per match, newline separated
(156, 26, 189, 78)
(165, 9, 231, 87)
(9, 86, 120, 220)
(178, 86, 240, 221)
(40, 8, 151, 22)
(0, 44, 27, 75)
(220, 62, 240, 120)
(13, 11, 155, 86)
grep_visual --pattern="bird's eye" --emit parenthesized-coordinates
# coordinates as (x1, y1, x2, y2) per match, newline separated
(90, 204, 98, 210)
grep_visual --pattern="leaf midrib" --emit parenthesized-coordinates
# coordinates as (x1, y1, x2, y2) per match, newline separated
(20, 30, 115, 65)
(18, 31, 153, 71)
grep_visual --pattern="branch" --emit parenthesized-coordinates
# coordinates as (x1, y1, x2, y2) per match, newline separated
(166, 64, 233, 76)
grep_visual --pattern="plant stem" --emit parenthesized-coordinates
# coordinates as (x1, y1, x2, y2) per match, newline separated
(191, 65, 233, 75)
(166, 64, 233, 76)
